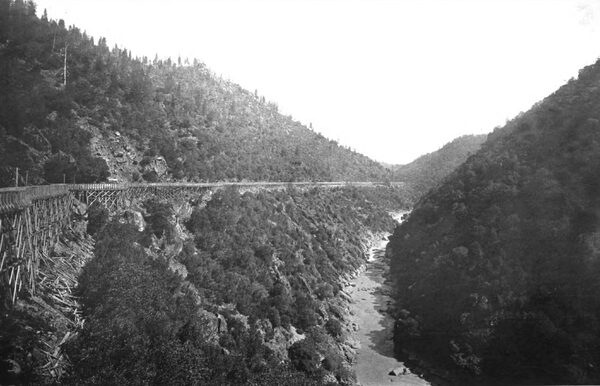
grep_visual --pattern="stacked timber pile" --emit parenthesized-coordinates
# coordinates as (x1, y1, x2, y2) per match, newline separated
(32, 226, 93, 380)
(1, 220, 94, 384)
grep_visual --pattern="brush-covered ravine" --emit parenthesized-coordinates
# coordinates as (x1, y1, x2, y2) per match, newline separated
(2, 186, 413, 385)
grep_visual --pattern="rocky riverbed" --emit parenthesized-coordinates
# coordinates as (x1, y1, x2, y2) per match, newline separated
(347, 214, 429, 386)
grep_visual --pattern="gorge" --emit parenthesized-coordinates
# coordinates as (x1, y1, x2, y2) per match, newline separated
(348, 212, 428, 386)
(3, 1, 600, 385)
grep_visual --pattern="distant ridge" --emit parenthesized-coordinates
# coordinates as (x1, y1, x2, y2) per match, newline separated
(392, 134, 486, 200)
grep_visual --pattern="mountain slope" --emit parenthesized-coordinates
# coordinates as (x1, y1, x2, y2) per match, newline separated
(388, 60, 600, 384)
(0, 0, 389, 187)
(0, 185, 410, 384)
(392, 134, 486, 200)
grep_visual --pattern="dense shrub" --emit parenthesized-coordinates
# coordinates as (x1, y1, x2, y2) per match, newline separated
(289, 339, 322, 375)
(69, 219, 320, 385)
(86, 203, 109, 236)
(143, 198, 174, 241)
(325, 319, 343, 339)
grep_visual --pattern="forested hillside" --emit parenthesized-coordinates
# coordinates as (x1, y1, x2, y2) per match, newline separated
(0, 0, 389, 186)
(388, 59, 600, 384)
(1, 186, 410, 384)
(392, 135, 486, 200)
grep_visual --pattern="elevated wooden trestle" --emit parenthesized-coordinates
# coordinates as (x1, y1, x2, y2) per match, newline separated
(0, 181, 400, 303)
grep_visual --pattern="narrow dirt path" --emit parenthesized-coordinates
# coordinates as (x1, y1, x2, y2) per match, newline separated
(348, 218, 429, 386)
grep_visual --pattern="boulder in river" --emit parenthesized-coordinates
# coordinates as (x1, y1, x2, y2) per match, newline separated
(389, 365, 409, 376)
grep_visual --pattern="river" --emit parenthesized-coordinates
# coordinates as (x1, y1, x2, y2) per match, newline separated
(348, 212, 430, 386)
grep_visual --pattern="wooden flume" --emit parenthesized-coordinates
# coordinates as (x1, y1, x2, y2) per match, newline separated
(0, 181, 403, 303)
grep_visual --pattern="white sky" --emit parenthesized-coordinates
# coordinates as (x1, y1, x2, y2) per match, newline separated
(35, 0, 600, 164)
